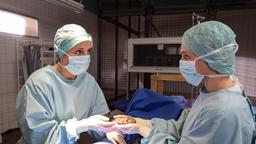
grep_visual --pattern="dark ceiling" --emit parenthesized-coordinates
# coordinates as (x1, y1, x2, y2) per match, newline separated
(81, 0, 256, 16)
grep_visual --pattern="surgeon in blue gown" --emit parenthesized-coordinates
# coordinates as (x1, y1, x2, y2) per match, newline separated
(16, 24, 126, 144)
(113, 21, 255, 144)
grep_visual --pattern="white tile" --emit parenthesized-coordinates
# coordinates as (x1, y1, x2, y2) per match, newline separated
(0, 116, 2, 125)
(0, 124, 2, 133)
(0, 104, 3, 114)
(8, 95, 13, 103)
(6, 54, 16, 64)
(3, 113, 8, 123)
(0, 94, 2, 104)
(8, 103, 15, 112)
(4, 95, 10, 104)
(6, 45, 15, 55)
(6, 64, 16, 74)
(3, 122, 8, 132)
(0, 85, 5, 94)
(8, 112, 14, 122)
(12, 74, 18, 83)
(0, 75, 7, 85)
(9, 121, 18, 129)
(6, 74, 15, 84)
(8, 95, 15, 104)
(0, 54, 7, 64)
(7, 84, 17, 94)
(11, 112, 16, 121)
(0, 63, 6, 74)
(0, 47, 7, 56)
(2, 103, 8, 115)
(13, 121, 18, 128)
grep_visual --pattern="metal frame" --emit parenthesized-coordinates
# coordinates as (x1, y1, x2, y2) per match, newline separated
(127, 37, 182, 73)
(100, 0, 256, 17)
(114, 0, 119, 100)
(126, 0, 132, 99)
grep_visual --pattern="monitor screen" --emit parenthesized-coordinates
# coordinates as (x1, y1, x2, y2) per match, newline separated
(133, 44, 181, 67)
(128, 37, 181, 73)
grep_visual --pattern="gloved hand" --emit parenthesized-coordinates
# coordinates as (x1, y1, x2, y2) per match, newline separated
(113, 115, 151, 138)
(106, 131, 127, 144)
(76, 115, 116, 134)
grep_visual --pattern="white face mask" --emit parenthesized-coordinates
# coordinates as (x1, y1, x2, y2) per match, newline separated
(179, 43, 238, 86)
(179, 60, 204, 86)
(58, 49, 91, 75)
(63, 55, 90, 75)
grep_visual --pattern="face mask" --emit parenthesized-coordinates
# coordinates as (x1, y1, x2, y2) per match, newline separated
(179, 43, 238, 86)
(179, 60, 204, 86)
(58, 49, 91, 75)
(63, 55, 90, 75)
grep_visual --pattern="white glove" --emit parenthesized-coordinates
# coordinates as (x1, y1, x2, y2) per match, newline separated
(113, 115, 151, 138)
(76, 115, 117, 134)
(106, 131, 127, 144)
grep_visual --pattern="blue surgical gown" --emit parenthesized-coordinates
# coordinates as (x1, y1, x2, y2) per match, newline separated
(16, 65, 109, 144)
(142, 85, 255, 144)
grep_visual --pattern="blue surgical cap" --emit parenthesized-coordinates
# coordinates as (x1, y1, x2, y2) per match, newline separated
(182, 21, 237, 74)
(54, 24, 92, 58)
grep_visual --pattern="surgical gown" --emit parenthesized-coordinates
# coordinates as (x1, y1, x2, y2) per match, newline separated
(16, 65, 109, 144)
(142, 84, 255, 144)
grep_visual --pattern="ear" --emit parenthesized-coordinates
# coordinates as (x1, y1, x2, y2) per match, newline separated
(56, 57, 61, 63)
(58, 55, 69, 65)
(195, 59, 210, 75)
(196, 59, 218, 75)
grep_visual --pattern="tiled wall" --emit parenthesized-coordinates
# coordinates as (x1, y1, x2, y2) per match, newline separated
(236, 56, 256, 97)
(0, 0, 98, 141)
(217, 9, 256, 97)
(0, 35, 17, 141)
(100, 16, 140, 95)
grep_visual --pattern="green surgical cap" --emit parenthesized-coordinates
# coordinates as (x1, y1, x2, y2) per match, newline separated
(54, 24, 92, 58)
(182, 21, 237, 74)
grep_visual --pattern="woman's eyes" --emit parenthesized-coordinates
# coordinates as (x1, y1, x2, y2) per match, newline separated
(183, 54, 191, 60)
(74, 49, 91, 55)
(75, 50, 83, 55)
(87, 49, 91, 54)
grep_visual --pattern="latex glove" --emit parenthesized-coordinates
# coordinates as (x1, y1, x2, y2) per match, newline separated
(113, 115, 151, 138)
(106, 131, 127, 144)
(76, 115, 116, 134)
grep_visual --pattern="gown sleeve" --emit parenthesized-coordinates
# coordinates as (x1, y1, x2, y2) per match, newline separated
(142, 108, 242, 144)
(88, 81, 110, 116)
(86, 79, 110, 141)
(16, 78, 79, 144)
(141, 109, 189, 144)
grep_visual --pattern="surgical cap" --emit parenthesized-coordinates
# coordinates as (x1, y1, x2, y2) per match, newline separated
(182, 21, 237, 74)
(54, 24, 92, 58)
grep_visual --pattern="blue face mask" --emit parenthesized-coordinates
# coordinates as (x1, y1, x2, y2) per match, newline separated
(63, 55, 90, 76)
(179, 43, 238, 86)
(58, 49, 91, 76)
(179, 60, 204, 86)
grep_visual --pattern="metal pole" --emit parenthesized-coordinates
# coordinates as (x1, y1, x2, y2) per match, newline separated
(144, 5, 153, 37)
(136, 14, 141, 89)
(97, 0, 102, 85)
(143, 1, 153, 89)
(100, 16, 139, 36)
(115, 0, 119, 100)
(126, 0, 132, 100)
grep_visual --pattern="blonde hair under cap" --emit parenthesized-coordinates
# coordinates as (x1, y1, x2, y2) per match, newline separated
(54, 24, 92, 58)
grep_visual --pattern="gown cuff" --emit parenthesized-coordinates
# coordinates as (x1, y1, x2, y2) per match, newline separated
(64, 117, 80, 142)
